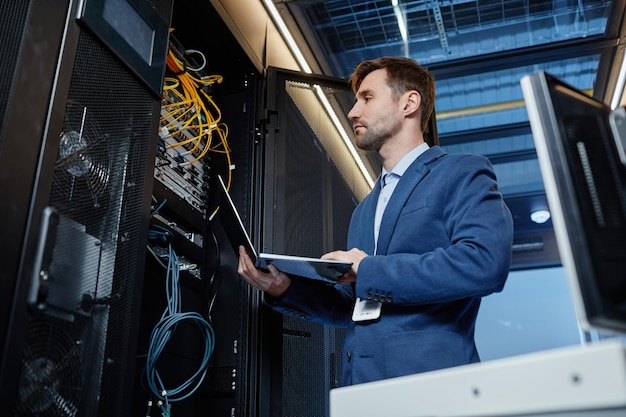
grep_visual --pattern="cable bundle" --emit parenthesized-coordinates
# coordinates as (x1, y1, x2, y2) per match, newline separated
(144, 242, 216, 414)
(161, 44, 232, 189)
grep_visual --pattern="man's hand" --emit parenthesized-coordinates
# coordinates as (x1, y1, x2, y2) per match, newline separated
(237, 245, 291, 298)
(321, 247, 368, 284)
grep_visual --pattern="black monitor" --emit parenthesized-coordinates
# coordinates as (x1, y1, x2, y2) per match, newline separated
(520, 71, 626, 335)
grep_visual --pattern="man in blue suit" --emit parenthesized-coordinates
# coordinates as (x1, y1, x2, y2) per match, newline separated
(238, 57, 514, 386)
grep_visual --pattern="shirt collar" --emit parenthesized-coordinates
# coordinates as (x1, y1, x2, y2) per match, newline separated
(380, 142, 430, 188)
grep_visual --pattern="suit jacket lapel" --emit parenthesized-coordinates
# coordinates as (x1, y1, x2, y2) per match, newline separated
(375, 147, 445, 255)
(358, 176, 381, 255)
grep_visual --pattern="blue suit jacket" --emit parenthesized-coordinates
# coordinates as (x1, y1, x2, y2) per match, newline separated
(268, 146, 514, 386)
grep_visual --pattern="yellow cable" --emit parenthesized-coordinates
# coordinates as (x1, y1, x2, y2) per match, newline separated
(161, 40, 232, 194)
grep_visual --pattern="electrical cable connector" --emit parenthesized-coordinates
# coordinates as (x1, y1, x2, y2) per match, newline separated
(157, 399, 171, 417)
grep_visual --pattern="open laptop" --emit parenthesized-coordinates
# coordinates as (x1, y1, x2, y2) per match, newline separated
(213, 175, 352, 284)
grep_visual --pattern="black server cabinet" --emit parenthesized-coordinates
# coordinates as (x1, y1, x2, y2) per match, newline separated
(257, 68, 378, 417)
(131, 1, 266, 414)
(0, 0, 172, 415)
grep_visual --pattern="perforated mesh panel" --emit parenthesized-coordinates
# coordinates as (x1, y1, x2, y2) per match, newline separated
(15, 25, 158, 417)
(0, 0, 30, 146)
(269, 71, 360, 417)
(146, 0, 173, 23)
(284, 80, 376, 201)
(281, 318, 345, 417)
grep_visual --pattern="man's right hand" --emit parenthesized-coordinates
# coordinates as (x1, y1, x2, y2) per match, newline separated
(237, 245, 291, 298)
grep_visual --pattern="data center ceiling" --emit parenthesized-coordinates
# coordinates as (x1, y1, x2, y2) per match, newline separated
(175, 0, 626, 268)
(267, 0, 626, 268)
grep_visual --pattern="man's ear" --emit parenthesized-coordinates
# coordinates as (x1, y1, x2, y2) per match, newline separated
(403, 90, 421, 116)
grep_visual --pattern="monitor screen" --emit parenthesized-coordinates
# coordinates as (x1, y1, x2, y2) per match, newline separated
(521, 71, 626, 335)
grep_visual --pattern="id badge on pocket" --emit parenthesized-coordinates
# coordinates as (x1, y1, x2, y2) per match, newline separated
(352, 298, 382, 322)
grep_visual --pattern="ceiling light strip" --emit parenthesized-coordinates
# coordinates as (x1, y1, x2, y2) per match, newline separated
(261, 0, 375, 189)
(261, 0, 311, 73)
(392, 0, 409, 56)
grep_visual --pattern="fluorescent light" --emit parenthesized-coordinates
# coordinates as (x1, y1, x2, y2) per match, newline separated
(260, 0, 375, 189)
(261, 0, 311, 73)
(392, 0, 408, 43)
(392, 0, 408, 56)
(530, 209, 551, 224)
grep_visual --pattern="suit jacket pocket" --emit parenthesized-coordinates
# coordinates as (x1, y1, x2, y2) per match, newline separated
(399, 198, 429, 217)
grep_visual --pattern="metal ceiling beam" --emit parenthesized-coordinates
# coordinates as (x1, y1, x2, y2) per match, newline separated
(593, 0, 626, 105)
(430, 0, 449, 54)
(439, 121, 531, 145)
(427, 35, 619, 79)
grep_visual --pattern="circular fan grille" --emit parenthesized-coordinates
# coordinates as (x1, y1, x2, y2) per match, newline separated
(52, 102, 110, 212)
(16, 320, 82, 417)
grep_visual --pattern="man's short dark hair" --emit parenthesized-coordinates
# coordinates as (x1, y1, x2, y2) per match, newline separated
(349, 57, 435, 133)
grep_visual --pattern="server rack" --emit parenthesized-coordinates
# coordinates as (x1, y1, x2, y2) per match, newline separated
(255, 67, 375, 417)
(0, 0, 172, 415)
(129, 2, 266, 414)
(161, 4, 377, 413)
(1, 1, 367, 416)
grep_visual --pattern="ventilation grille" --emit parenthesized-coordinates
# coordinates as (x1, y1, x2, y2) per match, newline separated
(15, 25, 157, 417)
(0, 0, 31, 145)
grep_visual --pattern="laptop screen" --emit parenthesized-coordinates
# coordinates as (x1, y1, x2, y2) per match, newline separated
(213, 175, 258, 263)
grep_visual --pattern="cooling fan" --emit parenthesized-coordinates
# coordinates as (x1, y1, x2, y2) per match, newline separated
(51, 101, 110, 216)
(16, 319, 83, 417)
